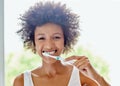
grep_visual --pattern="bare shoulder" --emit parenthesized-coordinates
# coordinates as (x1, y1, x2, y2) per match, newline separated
(80, 72, 100, 86)
(13, 73, 24, 86)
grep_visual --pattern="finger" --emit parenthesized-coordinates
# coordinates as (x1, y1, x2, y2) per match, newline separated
(65, 55, 85, 61)
(75, 59, 90, 70)
(73, 56, 89, 66)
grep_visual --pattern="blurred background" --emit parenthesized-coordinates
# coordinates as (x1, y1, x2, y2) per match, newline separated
(4, 0, 120, 86)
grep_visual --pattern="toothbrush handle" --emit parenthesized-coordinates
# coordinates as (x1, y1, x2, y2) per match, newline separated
(56, 56, 76, 65)
(65, 60, 76, 64)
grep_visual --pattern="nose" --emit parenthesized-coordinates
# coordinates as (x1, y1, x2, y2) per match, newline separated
(44, 39, 55, 50)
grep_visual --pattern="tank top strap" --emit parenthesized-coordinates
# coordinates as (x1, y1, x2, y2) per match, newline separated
(68, 66, 81, 86)
(24, 71, 34, 86)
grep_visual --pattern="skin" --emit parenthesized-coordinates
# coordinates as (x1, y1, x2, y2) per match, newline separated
(65, 56, 110, 86)
(13, 23, 99, 86)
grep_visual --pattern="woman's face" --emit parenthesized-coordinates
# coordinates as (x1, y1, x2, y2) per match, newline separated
(34, 23, 64, 63)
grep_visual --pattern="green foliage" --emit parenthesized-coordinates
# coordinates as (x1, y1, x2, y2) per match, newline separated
(5, 46, 110, 86)
(5, 50, 41, 86)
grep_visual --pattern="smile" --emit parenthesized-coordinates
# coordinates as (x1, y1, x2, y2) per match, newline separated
(42, 50, 57, 55)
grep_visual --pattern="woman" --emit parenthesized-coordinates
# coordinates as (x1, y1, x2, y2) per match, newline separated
(13, 1, 110, 86)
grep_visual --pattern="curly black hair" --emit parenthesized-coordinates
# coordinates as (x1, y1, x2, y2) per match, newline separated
(17, 1, 80, 53)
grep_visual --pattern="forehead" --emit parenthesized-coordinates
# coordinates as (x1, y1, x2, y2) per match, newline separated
(35, 23, 63, 34)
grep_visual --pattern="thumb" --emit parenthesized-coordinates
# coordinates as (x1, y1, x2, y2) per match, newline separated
(64, 56, 80, 61)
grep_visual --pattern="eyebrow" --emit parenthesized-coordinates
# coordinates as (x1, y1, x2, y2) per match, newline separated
(36, 33, 44, 36)
(36, 32, 63, 36)
(53, 33, 63, 36)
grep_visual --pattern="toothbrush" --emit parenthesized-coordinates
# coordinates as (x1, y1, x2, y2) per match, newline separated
(42, 52, 76, 64)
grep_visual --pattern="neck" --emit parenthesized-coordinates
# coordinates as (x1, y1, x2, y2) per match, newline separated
(41, 61, 67, 77)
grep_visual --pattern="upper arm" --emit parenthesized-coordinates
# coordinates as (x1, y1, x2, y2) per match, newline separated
(80, 72, 100, 86)
(13, 74, 24, 86)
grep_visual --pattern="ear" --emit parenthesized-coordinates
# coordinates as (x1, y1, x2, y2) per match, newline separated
(31, 42, 36, 53)
(61, 47, 66, 54)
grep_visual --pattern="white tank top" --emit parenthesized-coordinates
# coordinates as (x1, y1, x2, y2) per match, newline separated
(24, 66, 81, 86)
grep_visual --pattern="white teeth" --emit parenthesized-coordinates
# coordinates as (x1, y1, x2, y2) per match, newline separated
(44, 51, 55, 55)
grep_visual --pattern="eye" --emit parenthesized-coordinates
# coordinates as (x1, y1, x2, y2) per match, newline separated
(38, 37, 45, 40)
(53, 36, 61, 40)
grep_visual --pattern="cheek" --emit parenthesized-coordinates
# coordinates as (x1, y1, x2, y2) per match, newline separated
(35, 45, 39, 51)
(57, 41, 64, 51)
(35, 44, 42, 55)
(35, 39, 41, 51)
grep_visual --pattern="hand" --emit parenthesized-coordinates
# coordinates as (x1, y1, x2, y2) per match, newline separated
(65, 55, 93, 77)
(65, 55, 111, 86)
